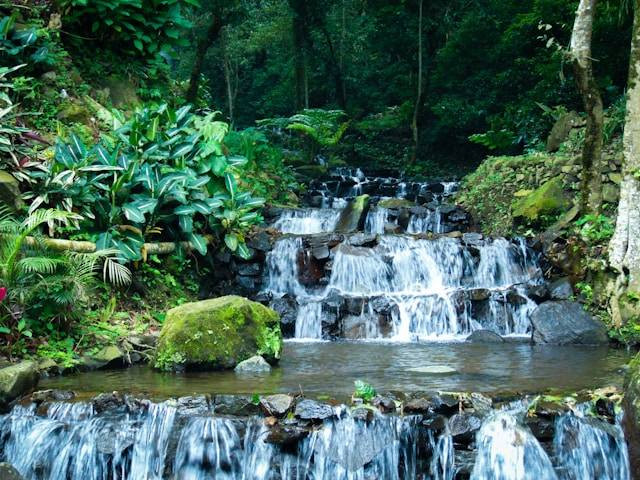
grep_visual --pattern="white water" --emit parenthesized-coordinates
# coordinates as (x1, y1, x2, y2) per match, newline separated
(273, 209, 341, 235)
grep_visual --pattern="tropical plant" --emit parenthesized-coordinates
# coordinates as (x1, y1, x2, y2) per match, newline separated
(23, 104, 265, 260)
(58, 0, 199, 61)
(0, 208, 130, 355)
(353, 380, 376, 403)
(0, 14, 55, 66)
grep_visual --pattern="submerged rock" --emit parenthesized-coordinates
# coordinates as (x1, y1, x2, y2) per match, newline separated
(155, 296, 282, 371)
(0, 463, 23, 480)
(0, 361, 38, 408)
(466, 330, 505, 344)
(531, 301, 608, 345)
(408, 365, 457, 374)
(234, 355, 272, 374)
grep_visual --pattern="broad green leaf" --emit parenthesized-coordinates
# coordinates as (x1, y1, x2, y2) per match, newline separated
(188, 233, 207, 255)
(123, 203, 146, 223)
(224, 173, 237, 199)
(178, 214, 193, 233)
(236, 243, 252, 260)
(224, 233, 239, 252)
(174, 204, 196, 215)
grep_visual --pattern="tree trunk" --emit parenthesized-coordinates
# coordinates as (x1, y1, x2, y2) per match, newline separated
(570, 0, 604, 214)
(222, 34, 235, 125)
(186, 14, 223, 105)
(319, 25, 347, 109)
(609, 3, 640, 324)
(411, 0, 424, 162)
(290, 0, 309, 110)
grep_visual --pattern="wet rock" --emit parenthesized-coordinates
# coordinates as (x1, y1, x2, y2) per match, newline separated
(526, 284, 549, 302)
(531, 301, 608, 345)
(176, 395, 210, 415)
(266, 424, 309, 446)
(294, 399, 334, 421)
(470, 392, 493, 415)
(466, 330, 505, 344)
(237, 263, 261, 276)
(0, 361, 38, 408)
(384, 222, 402, 234)
(93, 392, 125, 413)
(312, 245, 330, 260)
(408, 365, 457, 374)
(247, 231, 272, 252)
(335, 194, 370, 233)
(347, 233, 378, 247)
(469, 289, 491, 301)
(260, 394, 294, 416)
(234, 355, 272, 374)
(213, 395, 261, 416)
(350, 406, 374, 422)
(270, 296, 297, 337)
(85, 345, 127, 369)
(624, 353, 640, 476)
(462, 232, 484, 245)
(448, 413, 482, 443)
(525, 416, 555, 441)
(342, 315, 374, 339)
(372, 395, 396, 413)
(549, 277, 573, 300)
(0, 463, 24, 480)
(29, 389, 75, 404)
(405, 394, 458, 415)
(37, 358, 61, 377)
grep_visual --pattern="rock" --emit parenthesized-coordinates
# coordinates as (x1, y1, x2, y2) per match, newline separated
(512, 176, 570, 224)
(623, 353, 640, 476)
(92, 392, 125, 414)
(335, 195, 370, 233)
(175, 395, 210, 415)
(347, 233, 377, 247)
(29, 389, 75, 404)
(270, 296, 297, 337)
(234, 355, 272, 374)
(546, 111, 583, 152)
(237, 263, 261, 276)
(57, 99, 92, 124)
(88, 345, 127, 369)
(37, 358, 60, 377)
(213, 394, 261, 416)
(294, 399, 334, 421)
(377, 198, 415, 209)
(383, 222, 402, 234)
(0, 171, 23, 211)
(312, 245, 330, 260)
(448, 413, 483, 443)
(531, 301, 608, 345)
(549, 277, 573, 300)
(247, 231, 272, 252)
(266, 424, 309, 446)
(260, 394, 294, 416)
(0, 463, 23, 480)
(103, 75, 140, 107)
(466, 330, 505, 343)
(372, 395, 397, 413)
(407, 365, 457, 374)
(602, 183, 619, 204)
(468, 288, 491, 301)
(526, 284, 549, 302)
(155, 296, 282, 371)
(405, 394, 459, 415)
(608, 172, 623, 185)
(470, 392, 492, 415)
(462, 232, 483, 245)
(0, 361, 38, 408)
(514, 189, 534, 198)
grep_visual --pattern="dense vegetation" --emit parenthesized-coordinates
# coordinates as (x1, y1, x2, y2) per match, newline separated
(1, 0, 639, 367)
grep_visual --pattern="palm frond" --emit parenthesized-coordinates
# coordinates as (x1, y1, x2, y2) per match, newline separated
(102, 256, 132, 287)
(16, 256, 64, 275)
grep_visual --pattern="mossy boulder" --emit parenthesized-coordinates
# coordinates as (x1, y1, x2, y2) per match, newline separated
(377, 198, 415, 209)
(155, 296, 282, 371)
(512, 176, 570, 224)
(57, 99, 92, 125)
(0, 361, 38, 409)
(335, 194, 370, 233)
(103, 75, 140, 107)
(0, 171, 23, 212)
(623, 354, 640, 476)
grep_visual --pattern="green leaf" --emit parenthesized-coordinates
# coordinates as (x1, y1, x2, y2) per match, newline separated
(224, 233, 239, 252)
(210, 156, 228, 176)
(188, 233, 207, 255)
(178, 214, 193, 233)
(123, 203, 146, 223)
(224, 173, 237, 199)
(174, 205, 196, 215)
(237, 242, 252, 260)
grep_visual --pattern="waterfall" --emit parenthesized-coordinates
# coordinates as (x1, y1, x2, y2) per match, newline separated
(364, 207, 390, 234)
(273, 209, 341, 235)
(429, 430, 456, 480)
(265, 237, 305, 297)
(407, 208, 442, 234)
(470, 411, 559, 480)
(294, 301, 324, 340)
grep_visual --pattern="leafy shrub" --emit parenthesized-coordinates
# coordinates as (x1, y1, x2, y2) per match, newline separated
(59, 0, 198, 62)
(24, 104, 265, 260)
(353, 380, 376, 403)
(575, 214, 615, 244)
(0, 14, 58, 67)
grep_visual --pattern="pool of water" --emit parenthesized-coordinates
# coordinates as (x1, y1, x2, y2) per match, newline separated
(40, 341, 631, 401)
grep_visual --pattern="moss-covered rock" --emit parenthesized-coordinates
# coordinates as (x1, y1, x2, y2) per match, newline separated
(155, 296, 282, 371)
(0, 171, 23, 212)
(335, 194, 370, 233)
(57, 99, 92, 125)
(512, 176, 570, 224)
(103, 75, 140, 107)
(623, 354, 640, 476)
(0, 361, 38, 409)
(377, 198, 415, 209)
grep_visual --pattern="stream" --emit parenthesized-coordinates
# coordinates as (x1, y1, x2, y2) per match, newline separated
(0, 168, 633, 479)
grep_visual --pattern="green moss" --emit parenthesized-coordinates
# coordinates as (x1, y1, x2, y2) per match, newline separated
(335, 194, 370, 233)
(512, 176, 570, 223)
(377, 198, 415, 209)
(155, 296, 282, 371)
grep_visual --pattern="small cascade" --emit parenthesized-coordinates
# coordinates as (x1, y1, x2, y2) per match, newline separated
(554, 411, 630, 480)
(470, 411, 558, 480)
(429, 430, 456, 480)
(294, 301, 324, 340)
(407, 208, 442, 234)
(364, 207, 391, 234)
(265, 237, 305, 297)
(273, 209, 341, 235)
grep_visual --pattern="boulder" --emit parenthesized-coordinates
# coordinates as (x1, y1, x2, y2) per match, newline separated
(0, 361, 38, 408)
(155, 296, 282, 371)
(335, 195, 370, 233)
(294, 399, 334, 421)
(466, 330, 505, 344)
(549, 277, 573, 300)
(260, 394, 293, 416)
(546, 111, 583, 152)
(103, 75, 140, 107)
(531, 301, 608, 345)
(448, 413, 483, 443)
(0, 463, 23, 480)
(0, 171, 23, 211)
(89, 345, 127, 369)
(512, 176, 570, 224)
(234, 355, 272, 374)
(213, 394, 261, 416)
(623, 353, 640, 478)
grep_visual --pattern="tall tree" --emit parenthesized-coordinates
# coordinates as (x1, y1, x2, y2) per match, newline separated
(289, 0, 312, 110)
(609, 2, 640, 324)
(411, 0, 424, 161)
(186, 11, 224, 104)
(570, 0, 605, 213)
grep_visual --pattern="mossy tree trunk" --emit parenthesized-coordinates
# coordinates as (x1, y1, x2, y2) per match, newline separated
(570, 0, 604, 214)
(186, 13, 224, 105)
(609, 2, 640, 327)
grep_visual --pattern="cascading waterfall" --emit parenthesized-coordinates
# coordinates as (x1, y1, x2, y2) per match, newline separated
(407, 208, 442, 234)
(364, 207, 391, 234)
(273, 209, 341, 235)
